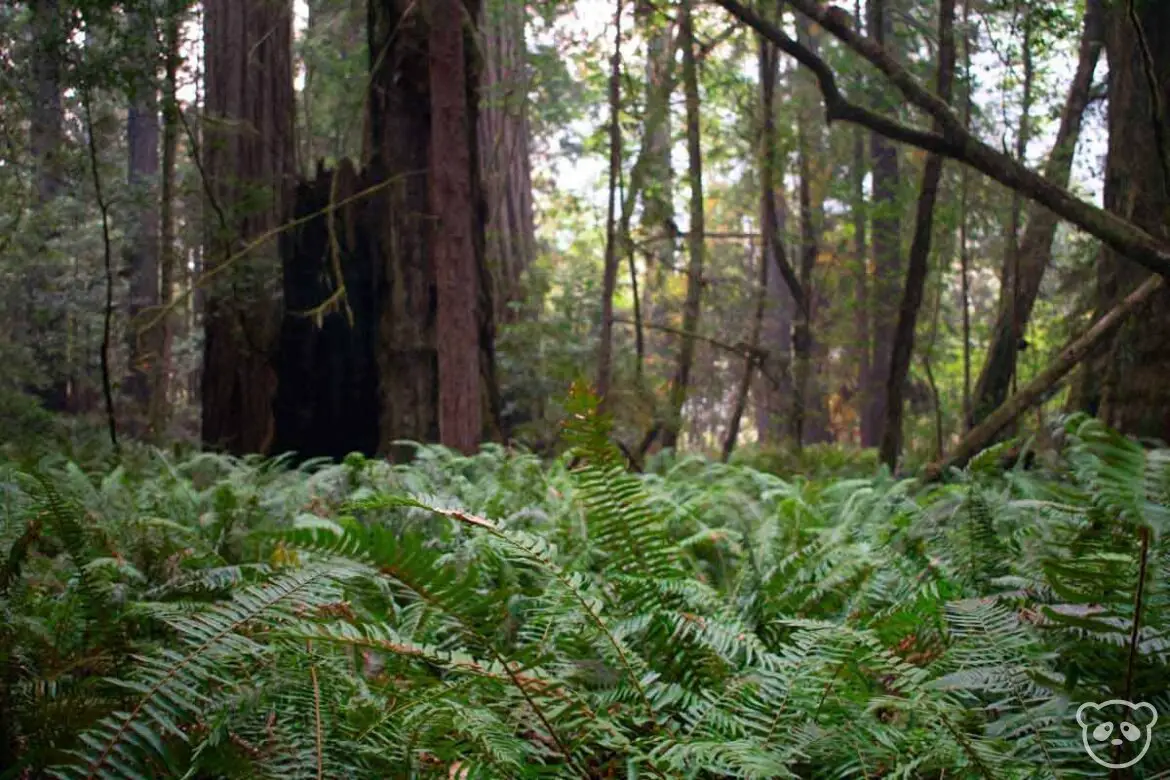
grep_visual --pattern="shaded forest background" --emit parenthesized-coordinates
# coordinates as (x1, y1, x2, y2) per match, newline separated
(1, 0, 1168, 474)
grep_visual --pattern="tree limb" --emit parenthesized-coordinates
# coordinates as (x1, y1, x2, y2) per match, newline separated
(709, 0, 1170, 280)
(923, 274, 1164, 481)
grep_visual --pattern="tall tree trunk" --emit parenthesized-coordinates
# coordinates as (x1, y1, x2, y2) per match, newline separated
(365, 0, 493, 459)
(860, 0, 902, 448)
(477, 0, 536, 324)
(149, 9, 182, 441)
(201, 0, 295, 455)
(636, 0, 675, 332)
(430, 0, 481, 453)
(125, 12, 161, 435)
(1078, 0, 1170, 439)
(596, 0, 623, 403)
(791, 16, 831, 447)
(958, 0, 973, 430)
(662, 0, 705, 450)
(972, 0, 1104, 424)
(879, 0, 956, 470)
(1000, 7, 1034, 403)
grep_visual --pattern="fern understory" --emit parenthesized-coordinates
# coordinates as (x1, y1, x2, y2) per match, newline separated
(1, 396, 1168, 779)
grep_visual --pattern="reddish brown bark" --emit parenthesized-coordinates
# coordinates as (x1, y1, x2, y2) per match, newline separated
(1078, 0, 1170, 440)
(201, 0, 295, 455)
(430, 0, 481, 454)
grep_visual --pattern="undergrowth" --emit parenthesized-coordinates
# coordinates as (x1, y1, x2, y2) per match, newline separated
(0, 393, 1167, 778)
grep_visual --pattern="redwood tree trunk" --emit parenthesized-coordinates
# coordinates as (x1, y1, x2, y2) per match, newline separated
(1078, 0, 1170, 440)
(365, 0, 493, 458)
(860, 0, 902, 448)
(431, 0, 481, 453)
(125, 10, 161, 433)
(201, 0, 295, 455)
(477, 0, 535, 324)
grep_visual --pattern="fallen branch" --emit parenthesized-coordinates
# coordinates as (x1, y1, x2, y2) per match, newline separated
(709, 0, 1170, 280)
(923, 275, 1164, 480)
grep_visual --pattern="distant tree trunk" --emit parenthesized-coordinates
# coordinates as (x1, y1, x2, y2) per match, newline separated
(596, 0, 623, 403)
(754, 33, 796, 445)
(1001, 7, 1034, 404)
(27, 0, 67, 412)
(1077, 0, 1170, 440)
(636, 0, 675, 331)
(201, 0, 295, 455)
(850, 127, 869, 446)
(662, 0, 705, 450)
(430, 0, 481, 453)
(971, 0, 1104, 425)
(879, 0, 956, 469)
(477, 0, 536, 324)
(723, 238, 766, 462)
(860, 0, 901, 448)
(125, 12, 161, 435)
(958, 0, 973, 430)
(791, 16, 831, 447)
(149, 10, 181, 441)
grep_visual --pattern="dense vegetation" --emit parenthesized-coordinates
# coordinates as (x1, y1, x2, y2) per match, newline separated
(2, 391, 1167, 778)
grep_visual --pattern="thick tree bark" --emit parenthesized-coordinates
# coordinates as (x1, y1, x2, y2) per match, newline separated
(125, 11, 161, 433)
(595, 0, 623, 403)
(430, 0, 481, 453)
(972, 0, 1104, 426)
(367, 0, 440, 456)
(1077, 0, 1170, 440)
(662, 0, 705, 450)
(861, 0, 901, 448)
(201, 0, 295, 455)
(879, 0, 956, 470)
(477, 0, 536, 324)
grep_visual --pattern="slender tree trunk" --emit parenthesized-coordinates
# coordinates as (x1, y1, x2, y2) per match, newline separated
(959, 0, 973, 430)
(723, 238, 766, 462)
(1077, 0, 1170, 439)
(201, 0, 295, 455)
(662, 0, 705, 450)
(972, 0, 1104, 424)
(430, 0, 481, 453)
(125, 11, 161, 435)
(861, 0, 901, 448)
(879, 0, 956, 470)
(596, 0, 623, 403)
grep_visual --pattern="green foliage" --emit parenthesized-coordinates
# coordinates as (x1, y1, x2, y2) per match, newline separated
(2, 406, 1169, 777)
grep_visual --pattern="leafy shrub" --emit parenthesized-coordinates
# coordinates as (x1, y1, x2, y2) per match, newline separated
(1, 403, 1167, 778)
